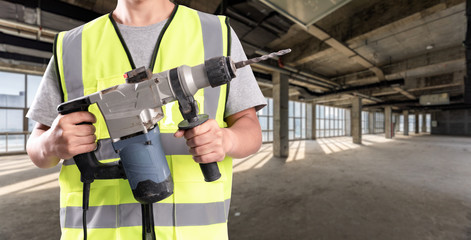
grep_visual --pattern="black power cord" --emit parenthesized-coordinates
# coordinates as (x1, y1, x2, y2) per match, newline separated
(82, 182, 91, 240)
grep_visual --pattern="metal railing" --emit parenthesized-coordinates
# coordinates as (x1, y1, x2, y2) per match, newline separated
(0, 131, 30, 155)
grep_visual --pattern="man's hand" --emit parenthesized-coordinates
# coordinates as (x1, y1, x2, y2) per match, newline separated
(174, 119, 231, 163)
(27, 111, 97, 168)
(174, 107, 262, 163)
(48, 112, 97, 160)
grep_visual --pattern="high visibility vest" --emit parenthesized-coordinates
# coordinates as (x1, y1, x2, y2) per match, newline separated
(54, 5, 233, 240)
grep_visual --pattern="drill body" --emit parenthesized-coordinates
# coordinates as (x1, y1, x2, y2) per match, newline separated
(56, 49, 290, 239)
(57, 56, 237, 203)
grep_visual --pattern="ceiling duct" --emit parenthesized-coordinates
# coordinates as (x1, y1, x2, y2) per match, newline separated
(258, 0, 352, 27)
(419, 93, 450, 106)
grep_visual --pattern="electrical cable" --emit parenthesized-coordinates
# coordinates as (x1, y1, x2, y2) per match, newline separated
(83, 182, 91, 240)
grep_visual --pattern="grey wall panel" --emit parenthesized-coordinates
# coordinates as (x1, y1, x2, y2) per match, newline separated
(432, 109, 471, 136)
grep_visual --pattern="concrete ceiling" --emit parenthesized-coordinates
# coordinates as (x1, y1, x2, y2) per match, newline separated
(0, 0, 468, 110)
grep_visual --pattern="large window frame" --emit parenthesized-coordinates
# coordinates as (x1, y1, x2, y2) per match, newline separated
(361, 111, 369, 134)
(374, 112, 385, 133)
(256, 98, 308, 143)
(316, 105, 349, 138)
(0, 71, 42, 155)
(289, 101, 306, 140)
(256, 98, 274, 142)
(399, 115, 404, 132)
(426, 114, 431, 133)
(408, 115, 415, 133)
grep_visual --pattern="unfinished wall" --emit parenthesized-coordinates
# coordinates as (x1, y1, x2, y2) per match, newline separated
(431, 109, 471, 136)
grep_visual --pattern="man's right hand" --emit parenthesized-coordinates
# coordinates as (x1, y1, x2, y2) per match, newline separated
(27, 111, 97, 168)
(48, 111, 97, 160)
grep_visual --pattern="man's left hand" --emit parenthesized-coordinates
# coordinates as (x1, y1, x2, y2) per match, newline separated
(174, 119, 232, 163)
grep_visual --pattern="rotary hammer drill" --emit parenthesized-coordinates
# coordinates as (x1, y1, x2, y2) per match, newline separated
(57, 49, 291, 240)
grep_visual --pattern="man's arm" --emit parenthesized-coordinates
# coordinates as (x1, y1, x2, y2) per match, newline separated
(174, 107, 262, 163)
(26, 112, 97, 169)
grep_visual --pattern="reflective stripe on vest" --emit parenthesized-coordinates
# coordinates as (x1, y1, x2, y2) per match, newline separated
(60, 199, 231, 229)
(55, 5, 233, 239)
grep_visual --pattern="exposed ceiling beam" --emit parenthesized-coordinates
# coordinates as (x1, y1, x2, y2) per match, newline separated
(392, 87, 416, 100)
(312, 94, 353, 104)
(0, 61, 46, 75)
(352, 92, 383, 103)
(0, 18, 57, 43)
(300, 24, 385, 81)
(251, 62, 335, 91)
(334, 45, 464, 86)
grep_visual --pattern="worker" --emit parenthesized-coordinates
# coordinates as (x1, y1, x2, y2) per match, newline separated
(25, 0, 265, 239)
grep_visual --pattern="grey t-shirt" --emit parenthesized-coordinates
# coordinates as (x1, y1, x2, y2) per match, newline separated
(27, 19, 266, 127)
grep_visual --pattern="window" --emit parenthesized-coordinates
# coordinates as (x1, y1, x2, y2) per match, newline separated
(27, 75, 42, 107)
(0, 71, 42, 154)
(418, 114, 423, 132)
(361, 111, 369, 134)
(256, 98, 273, 142)
(256, 98, 307, 142)
(426, 114, 431, 133)
(289, 101, 306, 140)
(408, 115, 415, 133)
(399, 115, 404, 132)
(0, 72, 25, 108)
(374, 112, 385, 133)
(316, 105, 349, 138)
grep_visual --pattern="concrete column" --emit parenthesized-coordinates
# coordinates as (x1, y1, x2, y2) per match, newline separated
(368, 112, 374, 134)
(403, 110, 409, 136)
(415, 112, 420, 134)
(385, 106, 393, 139)
(421, 112, 427, 132)
(306, 103, 316, 140)
(351, 96, 362, 144)
(273, 72, 289, 158)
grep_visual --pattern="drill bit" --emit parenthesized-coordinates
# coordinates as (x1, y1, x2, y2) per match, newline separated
(234, 48, 291, 69)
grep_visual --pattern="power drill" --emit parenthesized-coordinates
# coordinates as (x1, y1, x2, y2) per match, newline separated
(57, 49, 291, 240)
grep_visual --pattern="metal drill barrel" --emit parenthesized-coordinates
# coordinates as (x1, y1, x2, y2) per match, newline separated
(234, 48, 291, 69)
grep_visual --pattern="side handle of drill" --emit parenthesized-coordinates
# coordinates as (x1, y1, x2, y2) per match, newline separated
(57, 96, 126, 183)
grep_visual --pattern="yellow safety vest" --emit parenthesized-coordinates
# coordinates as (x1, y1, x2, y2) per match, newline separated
(54, 5, 232, 240)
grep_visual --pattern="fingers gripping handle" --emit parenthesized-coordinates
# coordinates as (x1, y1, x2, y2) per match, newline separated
(57, 97, 126, 183)
(57, 97, 96, 183)
(178, 115, 222, 182)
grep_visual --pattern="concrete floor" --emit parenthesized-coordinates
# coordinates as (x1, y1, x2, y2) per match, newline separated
(1, 134, 471, 240)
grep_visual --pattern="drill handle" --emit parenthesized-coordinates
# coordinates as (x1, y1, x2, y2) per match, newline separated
(199, 162, 222, 182)
(57, 96, 92, 115)
(57, 96, 126, 183)
(178, 114, 222, 182)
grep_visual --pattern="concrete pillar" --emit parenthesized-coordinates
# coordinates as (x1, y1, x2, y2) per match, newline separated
(421, 112, 427, 132)
(403, 110, 409, 136)
(306, 103, 316, 140)
(385, 106, 393, 139)
(273, 72, 289, 158)
(368, 112, 374, 134)
(351, 96, 362, 144)
(415, 112, 420, 134)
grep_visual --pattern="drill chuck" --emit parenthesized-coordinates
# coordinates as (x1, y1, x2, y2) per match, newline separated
(205, 56, 236, 88)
